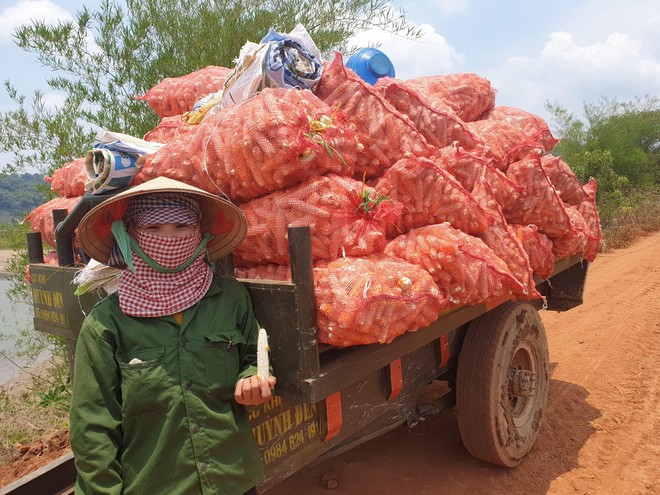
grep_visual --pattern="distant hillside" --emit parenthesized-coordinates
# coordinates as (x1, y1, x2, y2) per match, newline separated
(0, 174, 47, 224)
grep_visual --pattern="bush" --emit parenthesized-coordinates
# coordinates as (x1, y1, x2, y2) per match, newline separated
(599, 186, 660, 251)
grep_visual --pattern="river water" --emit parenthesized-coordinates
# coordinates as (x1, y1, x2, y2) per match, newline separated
(0, 276, 51, 385)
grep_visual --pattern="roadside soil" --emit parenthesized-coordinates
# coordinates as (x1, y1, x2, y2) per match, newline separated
(1, 232, 659, 493)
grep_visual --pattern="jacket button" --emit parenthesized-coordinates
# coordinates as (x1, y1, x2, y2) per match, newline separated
(180, 340, 187, 348)
(200, 462, 208, 470)
(193, 424, 201, 433)
(185, 380, 193, 389)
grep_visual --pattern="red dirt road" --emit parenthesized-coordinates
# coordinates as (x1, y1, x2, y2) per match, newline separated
(267, 232, 660, 495)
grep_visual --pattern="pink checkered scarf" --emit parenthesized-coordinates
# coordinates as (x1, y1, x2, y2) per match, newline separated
(116, 195, 213, 317)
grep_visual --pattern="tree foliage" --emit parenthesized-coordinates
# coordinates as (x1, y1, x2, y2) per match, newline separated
(546, 96, 660, 236)
(0, 0, 420, 175)
(546, 96, 660, 187)
(0, 173, 46, 224)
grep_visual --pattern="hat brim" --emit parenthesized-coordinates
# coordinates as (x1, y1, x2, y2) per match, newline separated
(77, 177, 247, 263)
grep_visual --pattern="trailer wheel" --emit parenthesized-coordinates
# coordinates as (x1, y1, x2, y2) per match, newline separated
(456, 301, 549, 467)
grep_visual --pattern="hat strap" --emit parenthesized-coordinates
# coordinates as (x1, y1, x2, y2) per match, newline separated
(111, 220, 135, 272)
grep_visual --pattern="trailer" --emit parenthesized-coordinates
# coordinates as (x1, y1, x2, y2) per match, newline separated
(14, 194, 589, 494)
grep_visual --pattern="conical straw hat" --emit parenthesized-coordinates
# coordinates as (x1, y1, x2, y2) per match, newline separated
(77, 177, 247, 263)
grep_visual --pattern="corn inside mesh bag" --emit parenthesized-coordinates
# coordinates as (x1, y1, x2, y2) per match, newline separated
(373, 155, 492, 238)
(483, 106, 559, 153)
(143, 115, 196, 144)
(434, 144, 522, 209)
(49, 158, 87, 198)
(24, 196, 82, 248)
(374, 79, 479, 150)
(504, 154, 574, 238)
(136, 87, 358, 203)
(135, 66, 232, 118)
(376, 72, 496, 123)
(466, 119, 545, 169)
(314, 253, 448, 347)
(540, 154, 589, 206)
(576, 178, 601, 262)
(233, 174, 402, 266)
(471, 179, 539, 299)
(384, 223, 525, 307)
(512, 224, 555, 280)
(315, 52, 435, 179)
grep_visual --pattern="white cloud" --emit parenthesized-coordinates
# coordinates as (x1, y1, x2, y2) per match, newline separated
(562, 0, 659, 54)
(0, 0, 73, 43)
(348, 24, 464, 79)
(431, 0, 469, 16)
(41, 91, 66, 110)
(487, 31, 660, 124)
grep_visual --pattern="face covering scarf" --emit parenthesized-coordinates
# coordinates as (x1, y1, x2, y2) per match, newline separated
(116, 195, 214, 318)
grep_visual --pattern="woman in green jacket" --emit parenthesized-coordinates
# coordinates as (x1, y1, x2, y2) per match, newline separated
(70, 177, 276, 495)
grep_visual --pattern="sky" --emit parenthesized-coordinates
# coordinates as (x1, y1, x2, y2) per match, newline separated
(0, 0, 659, 133)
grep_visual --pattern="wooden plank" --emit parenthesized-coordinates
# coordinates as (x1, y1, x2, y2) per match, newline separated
(287, 227, 320, 382)
(0, 452, 75, 495)
(242, 281, 305, 398)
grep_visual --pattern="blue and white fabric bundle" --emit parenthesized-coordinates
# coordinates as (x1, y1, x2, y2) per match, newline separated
(185, 24, 323, 123)
(260, 25, 323, 92)
(85, 130, 164, 194)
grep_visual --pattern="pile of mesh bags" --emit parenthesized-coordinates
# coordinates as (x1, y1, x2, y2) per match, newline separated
(29, 47, 601, 348)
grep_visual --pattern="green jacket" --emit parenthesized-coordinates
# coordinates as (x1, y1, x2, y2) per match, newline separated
(70, 275, 264, 495)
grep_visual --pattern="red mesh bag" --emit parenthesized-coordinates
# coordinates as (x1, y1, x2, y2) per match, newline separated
(375, 79, 479, 150)
(233, 174, 402, 265)
(504, 154, 573, 238)
(512, 224, 555, 280)
(314, 253, 446, 346)
(143, 115, 196, 143)
(434, 144, 522, 209)
(25, 196, 82, 248)
(471, 179, 539, 298)
(384, 223, 525, 307)
(377, 73, 496, 122)
(540, 154, 589, 206)
(315, 53, 436, 179)
(551, 206, 598, 261)
(234, 264, 291, 281)
(483, 106, 559, 152)
(47, 158, 88, 198)
(466, 119, 545, 169)
(235, 255, 447, 347)
(135, 66, 232, 117)
(135, 88, 358, 202)
(373, 155, 491, 237)
(577, 179, 601, 262)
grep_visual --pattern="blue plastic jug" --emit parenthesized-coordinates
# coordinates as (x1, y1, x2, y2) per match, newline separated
(345, 48, 396, 85)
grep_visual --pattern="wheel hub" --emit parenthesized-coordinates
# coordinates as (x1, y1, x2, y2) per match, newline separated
(509, 369, 534, 397)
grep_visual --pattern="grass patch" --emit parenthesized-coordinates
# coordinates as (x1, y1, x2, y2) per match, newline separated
(600, 187, 660, 251)
(0, 222, 32, 250)
(0, 358, 70, 466)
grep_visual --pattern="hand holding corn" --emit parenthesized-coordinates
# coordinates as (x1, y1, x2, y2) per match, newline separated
(234, 328, 276, 406)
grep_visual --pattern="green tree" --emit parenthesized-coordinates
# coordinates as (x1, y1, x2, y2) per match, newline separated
(0, 173, 46, 223)
(547, 96, 660, 187)
(1, 0, 420, 175)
